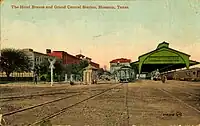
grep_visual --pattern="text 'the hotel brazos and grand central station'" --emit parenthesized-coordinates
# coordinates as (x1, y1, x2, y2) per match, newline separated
(11, 4, 129, 9)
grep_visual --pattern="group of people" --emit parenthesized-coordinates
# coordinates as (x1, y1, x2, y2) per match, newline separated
(151, 69, 167, 83)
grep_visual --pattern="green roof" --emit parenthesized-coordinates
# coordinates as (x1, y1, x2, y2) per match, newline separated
(139, 42, 190, 58)
(157, 41, 169, 49)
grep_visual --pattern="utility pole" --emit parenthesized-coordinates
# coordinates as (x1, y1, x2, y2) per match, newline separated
(48, 58, 56, 86)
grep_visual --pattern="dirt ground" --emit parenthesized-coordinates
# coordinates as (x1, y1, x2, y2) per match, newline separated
(0, 80, 200, 126)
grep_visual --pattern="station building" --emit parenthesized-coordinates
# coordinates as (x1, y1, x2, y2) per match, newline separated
(131, 42, 200, 75)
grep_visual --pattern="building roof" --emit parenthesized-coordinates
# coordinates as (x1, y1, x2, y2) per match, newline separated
(189, 60, 200, 65)
(84, 64, 98, 70)
(110, 58, 131, 63)
(119, 66, 132, 69)
(22, 48, 56, 58)
(86, 57, 92, 60)
(139, 42, 190, 58)
(52, 51, 80, 59)
(76, 54, 85, 58)
(157, 41, 169, 49)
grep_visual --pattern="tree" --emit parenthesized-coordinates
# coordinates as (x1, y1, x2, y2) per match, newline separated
(97, 68, 104, 77)
(38, 59, 65, 81)
(65, 60, 89, 75)
(0, 48, 31, 79)
(79, 60, 89, 69)
(39, 60, 49, 75)
(53, 60, 64, 75)
(64, 60, 89, 81)
(78, 60, 89, 74)
(54, 59, 65, 81)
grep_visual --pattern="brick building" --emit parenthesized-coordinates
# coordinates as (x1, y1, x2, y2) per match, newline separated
(46, 49, 99, 68)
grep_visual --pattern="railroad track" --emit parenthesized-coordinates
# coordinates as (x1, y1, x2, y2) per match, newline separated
(0, 91, 79, 102)
(1, 84, 122, 125)
(0, 85, 115, 101)
(2, 93, 81, 117)
(0, 85, 71, 97)
(158, 88, 200, 114)
(124, 83, 129, 126)
(28, 84, 123, 126)
(170, 88, 200, 99)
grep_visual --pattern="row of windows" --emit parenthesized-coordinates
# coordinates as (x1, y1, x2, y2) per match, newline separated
(34, 57, 48, 62)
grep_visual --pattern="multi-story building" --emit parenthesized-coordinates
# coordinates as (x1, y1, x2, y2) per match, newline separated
(22, 49, 57, 71)
(0, 48, 57, 78)
(46, 49, 99, 68)
(110, 58, 131, 74)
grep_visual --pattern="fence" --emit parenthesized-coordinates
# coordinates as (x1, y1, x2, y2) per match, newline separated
(0, 77, 33, 82)
(0, 72, 33, 77)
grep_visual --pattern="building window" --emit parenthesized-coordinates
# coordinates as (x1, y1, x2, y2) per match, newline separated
(193, 72, 196, 75)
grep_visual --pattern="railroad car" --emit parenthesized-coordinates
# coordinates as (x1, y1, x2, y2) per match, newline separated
(169, 67, 200, 81)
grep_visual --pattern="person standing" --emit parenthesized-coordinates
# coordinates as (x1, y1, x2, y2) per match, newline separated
(161, 74, 167, 83)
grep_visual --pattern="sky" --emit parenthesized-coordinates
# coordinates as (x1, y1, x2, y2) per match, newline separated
(1, 0, 200, 69)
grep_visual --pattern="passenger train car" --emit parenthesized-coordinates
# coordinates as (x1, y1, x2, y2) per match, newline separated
(166, 67, 200, 81)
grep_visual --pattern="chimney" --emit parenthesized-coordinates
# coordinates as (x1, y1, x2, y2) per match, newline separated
(46, 49, 51, 54)
(86, 57, 92, 61)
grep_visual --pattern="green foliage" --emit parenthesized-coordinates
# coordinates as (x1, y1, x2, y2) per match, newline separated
(79, 60, 89, 69)
(54, 59, 64, 75)
(39, 60, 49, 75)
(40, 75, 46, 81)
(37, 59, 65, 82)
(65, 60, 89, 76)
(36, 59, 89, 81)
(97, 68, 104, 76)
(0, 48, 31, 77)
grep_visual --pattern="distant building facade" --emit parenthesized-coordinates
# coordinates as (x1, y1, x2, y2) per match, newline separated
(0, 48, 57, 78)
(46, 49, 99, 68)
(110, 58, 131, 74)
(22, 49, 57, 71)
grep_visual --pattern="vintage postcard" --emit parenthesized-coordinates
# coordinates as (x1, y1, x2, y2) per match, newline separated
(0, 0, 200, 126)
